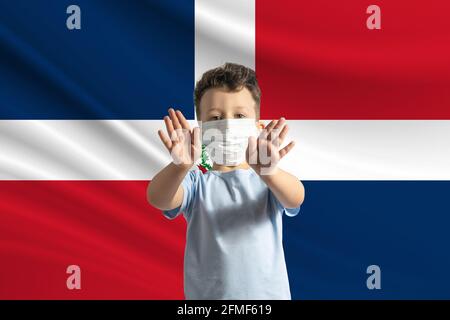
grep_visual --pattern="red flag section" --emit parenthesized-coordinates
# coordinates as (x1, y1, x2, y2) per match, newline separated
(256, 0, 450, 119)
(0, 181, 185, 299)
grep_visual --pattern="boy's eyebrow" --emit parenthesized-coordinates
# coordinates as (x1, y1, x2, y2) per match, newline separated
(234, 106, 250, 110)
(206, 105, 251, 113)
(206, 107, 221, 113)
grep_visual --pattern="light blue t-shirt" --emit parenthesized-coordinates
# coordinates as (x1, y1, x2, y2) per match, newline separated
(163, 167, 301, 300)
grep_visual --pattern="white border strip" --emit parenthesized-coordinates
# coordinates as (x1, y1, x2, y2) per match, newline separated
(280, 120, 450, 180)
(2, 120, 450, 180)
(195, 0, 255, 82)
(0, 120, 171, 180)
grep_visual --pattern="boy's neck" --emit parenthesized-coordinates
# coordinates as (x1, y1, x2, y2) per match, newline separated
(212, 162, 250, 172)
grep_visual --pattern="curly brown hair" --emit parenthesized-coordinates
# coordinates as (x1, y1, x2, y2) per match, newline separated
(194, 62, 261, 119)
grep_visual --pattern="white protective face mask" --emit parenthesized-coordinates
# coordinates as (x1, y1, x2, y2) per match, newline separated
(201, 118, 259, 166)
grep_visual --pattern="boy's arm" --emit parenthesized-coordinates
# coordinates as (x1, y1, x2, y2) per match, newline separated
(248, 117, 305, 209)
(260, 167, 305, 209)
(147, 108, 201, 211)
(146, 162, 191, 211)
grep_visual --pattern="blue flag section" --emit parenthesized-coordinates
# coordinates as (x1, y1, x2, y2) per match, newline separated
(285, 181, 450, 299)
(0, 0, 194, 119)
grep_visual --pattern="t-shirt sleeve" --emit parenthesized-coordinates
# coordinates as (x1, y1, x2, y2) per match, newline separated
(269, 189, 301, 217)
(162, 168, 200, 220)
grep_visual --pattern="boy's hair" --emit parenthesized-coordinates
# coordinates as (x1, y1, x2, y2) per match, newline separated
(194, 62, 261, 119)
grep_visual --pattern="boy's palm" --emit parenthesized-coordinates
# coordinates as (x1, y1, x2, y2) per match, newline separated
(158, 108, 201, 167)
(247, 117, 295, 175)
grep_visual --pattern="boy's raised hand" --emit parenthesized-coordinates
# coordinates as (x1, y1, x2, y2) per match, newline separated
(158, 108, 201, 168)
(246, 117, 295, 175)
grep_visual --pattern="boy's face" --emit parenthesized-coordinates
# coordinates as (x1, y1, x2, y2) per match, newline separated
(198, 86, 259, 125)
(198, 86, 264, 168)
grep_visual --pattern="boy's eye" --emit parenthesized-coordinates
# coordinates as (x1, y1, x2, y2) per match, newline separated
(236, 113, 246, 119)
(210, 115, 221, 121)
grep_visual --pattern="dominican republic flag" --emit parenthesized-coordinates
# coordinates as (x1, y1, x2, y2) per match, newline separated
(1, 0, 450, 299)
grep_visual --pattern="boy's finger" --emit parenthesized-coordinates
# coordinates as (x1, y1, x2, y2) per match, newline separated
(273, 117, 286, 130)
(268, 118, 286, 141)
(164, 116, 175, 136)
(247, 136, 258, 165)
(165, 116, 180, 143)
(279, 141, 295, 159)
(192, 127, 201, 156)
(191, 144, 200, 163)
(276, 124, 289, 146)
(265, 140, 272, 159)
(176, 110, 191, 130)
(260, 120, 276, 139)
(169, 108, 182, 130)
(158, 129, 172, 150)
(192, 127, 201, 147)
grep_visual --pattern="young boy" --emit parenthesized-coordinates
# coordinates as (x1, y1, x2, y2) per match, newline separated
(147, 62, 305, 299)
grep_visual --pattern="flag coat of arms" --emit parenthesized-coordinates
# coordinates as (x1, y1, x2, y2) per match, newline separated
(1, 0, 450, 299)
